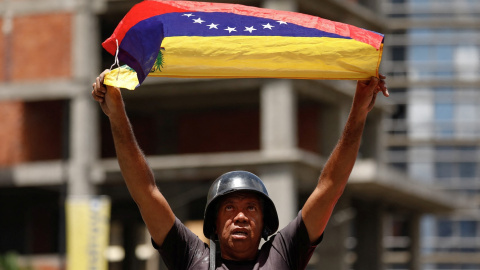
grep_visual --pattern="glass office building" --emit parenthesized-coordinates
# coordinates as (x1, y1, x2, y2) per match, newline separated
(381, 0, 480, 269)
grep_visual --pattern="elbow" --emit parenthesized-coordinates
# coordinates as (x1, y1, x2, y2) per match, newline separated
(317, 179, 347, 202)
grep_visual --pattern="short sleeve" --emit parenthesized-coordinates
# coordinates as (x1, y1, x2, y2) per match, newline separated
(153, 217, 210, 270)
(269, 210, 323, 269)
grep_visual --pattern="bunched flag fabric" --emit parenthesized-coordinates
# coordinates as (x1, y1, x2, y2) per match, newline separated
(102, 0, 384, 89)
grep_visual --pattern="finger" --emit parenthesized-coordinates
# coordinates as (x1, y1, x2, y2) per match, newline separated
(92, 88, 104, 99)
(92, 82, 106, 99)
(99, 69, 111, 85)
(91, 90, 104, 103)
(377, 81, 389, 97)
(358, 79, 370, 85)
(377, 74, 389, 96)
(369, 77, 379, 90)
(368, 92, 378, 111)
(383, 88, 390, 97)
(359, 76, 378, 87)
(93, 82, 98, 94)
(96, 77, 106, 93)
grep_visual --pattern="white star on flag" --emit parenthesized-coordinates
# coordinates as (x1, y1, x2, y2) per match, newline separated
(244, 26, 257, 33)
(193, 18, 205, 24)
(262, 23, 274, 30)
(182, 13, 194, 17)
(277, 20, 287, 25)
(225, 27, 237, 33)
(207, 23, 219, 29)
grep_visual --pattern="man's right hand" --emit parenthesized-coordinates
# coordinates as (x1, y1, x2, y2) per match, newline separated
(91, 69, 124, 118)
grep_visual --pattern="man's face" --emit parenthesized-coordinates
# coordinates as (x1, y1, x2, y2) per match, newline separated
(215, 191, 264, 261)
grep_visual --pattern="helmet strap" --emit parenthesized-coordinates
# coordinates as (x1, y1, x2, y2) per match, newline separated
(209, 234, 216, 270)
(262, 227, 270, 241)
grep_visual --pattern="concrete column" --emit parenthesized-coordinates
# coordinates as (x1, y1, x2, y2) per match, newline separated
(2, 2, 13, 82)
(260, 79, 297, 228)
(320, 103, 342, 157)
(360, 112, 382, 159)
(260, 165, 297, 229)
(73, 0, 101, 80)
(353, 200, 385, 270)
(260, 79, 297, 152)
(262, 0, 297, 11)
(68, 94, 98, 196)
(315, 196, 353, 270)
(67, 0, 100, 196)
(139, 225, 160, 270)
(375, 111, 388, 163)
(408, 213, 421, 270)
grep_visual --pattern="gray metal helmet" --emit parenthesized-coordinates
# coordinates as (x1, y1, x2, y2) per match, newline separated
(203, 171, 279, 240)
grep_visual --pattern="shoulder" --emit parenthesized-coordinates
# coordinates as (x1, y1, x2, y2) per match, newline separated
(153, 218, 210, 270)
(270, 211, 323, 255)
(277, 211, 307, 239)
(257, 211, 321, 269)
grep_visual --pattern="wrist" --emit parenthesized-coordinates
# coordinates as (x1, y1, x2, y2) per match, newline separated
(349, 105, 369, 120)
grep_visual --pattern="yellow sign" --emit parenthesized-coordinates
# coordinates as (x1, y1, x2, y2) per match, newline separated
(66, 196, 111, 270)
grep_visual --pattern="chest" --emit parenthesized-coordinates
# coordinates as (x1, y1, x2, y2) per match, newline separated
(194, 249, 290, 270)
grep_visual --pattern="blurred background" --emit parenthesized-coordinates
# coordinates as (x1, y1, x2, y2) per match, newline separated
(0, 0, 479, 269)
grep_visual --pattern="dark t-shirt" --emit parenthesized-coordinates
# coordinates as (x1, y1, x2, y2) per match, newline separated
(153, 211, 322, 270)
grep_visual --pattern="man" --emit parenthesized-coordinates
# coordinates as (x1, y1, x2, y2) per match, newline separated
(92, 72, 388, 269)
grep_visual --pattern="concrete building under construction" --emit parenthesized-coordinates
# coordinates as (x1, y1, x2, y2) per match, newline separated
(381, 0, 480, 269)
(0, 0, 472, 269)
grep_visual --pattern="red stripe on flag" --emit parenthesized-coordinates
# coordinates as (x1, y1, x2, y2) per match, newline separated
(102, 1, 188, 55)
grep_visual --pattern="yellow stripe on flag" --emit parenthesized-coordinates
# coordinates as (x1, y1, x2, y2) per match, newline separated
(152, 36, 382, 80)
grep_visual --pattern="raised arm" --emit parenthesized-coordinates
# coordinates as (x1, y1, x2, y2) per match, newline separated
(92, 70, 175, 246)
(301, 75, 388, 243)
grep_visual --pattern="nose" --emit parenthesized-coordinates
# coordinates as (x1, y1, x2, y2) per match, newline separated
(233, 211, 248, 223)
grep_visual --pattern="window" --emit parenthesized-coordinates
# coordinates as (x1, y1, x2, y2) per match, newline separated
(434, 103, 454, 120)
(433, 88, 453, 138)
(459, 221, 477, 237)
(459, 163, 476, 178)
(435, 163, 454, 182)
(462, 264, 480, 269)
(437, 218, 453, 237)
(409, 45, 429, 62)
(392, 46, 406, 61)
(434, 103, 454, 137)
(435, 45, 453, 62)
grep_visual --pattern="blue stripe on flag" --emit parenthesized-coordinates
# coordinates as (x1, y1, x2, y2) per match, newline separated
(159, 12, 352, 39)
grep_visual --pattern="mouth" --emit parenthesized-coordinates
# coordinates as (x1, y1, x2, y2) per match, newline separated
(231, 229, 249, 239)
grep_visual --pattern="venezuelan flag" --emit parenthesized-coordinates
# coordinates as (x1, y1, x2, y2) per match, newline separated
(103, 0, 384, 89)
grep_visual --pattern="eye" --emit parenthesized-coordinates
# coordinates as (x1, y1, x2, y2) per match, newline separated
(247, 205, 256, 211)
(225, 205, 234, 211)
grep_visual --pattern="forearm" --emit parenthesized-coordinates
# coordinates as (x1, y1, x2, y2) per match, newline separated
(109, 112, 176, 244)
(109, 112, 157, 203)
(302, 77, 385, 242)
(93, 77, 175, 244)
(318, 109, 367, 195)
(301, 109, 367, 243)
